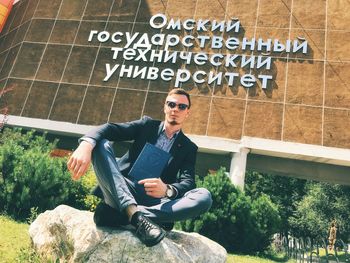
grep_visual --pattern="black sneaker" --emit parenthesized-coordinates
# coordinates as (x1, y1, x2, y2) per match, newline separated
(91, 185, 104, 199)
(160, 222, 174, 232)
(131, 212, 166, 247)
(93, 202, 129, 227)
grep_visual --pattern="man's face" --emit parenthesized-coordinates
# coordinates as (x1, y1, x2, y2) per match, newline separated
(164, 94, 190, 126)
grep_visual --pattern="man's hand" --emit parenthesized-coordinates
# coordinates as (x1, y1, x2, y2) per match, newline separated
(67, 141, 93, 180)
(138, 178, 167, 198)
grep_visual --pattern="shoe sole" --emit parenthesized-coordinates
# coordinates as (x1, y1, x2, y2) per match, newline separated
(144, 230, 166, 247)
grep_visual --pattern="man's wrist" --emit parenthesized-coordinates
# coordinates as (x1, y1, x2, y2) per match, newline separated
(165, 184, 177, 199)
(80, 141, 94, 152)
(79, 137, 96, 149)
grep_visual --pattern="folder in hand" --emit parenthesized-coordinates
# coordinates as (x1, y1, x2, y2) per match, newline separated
(128, 143, 171, 182)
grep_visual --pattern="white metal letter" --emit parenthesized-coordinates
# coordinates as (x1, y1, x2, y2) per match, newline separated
(149, 13, 167, 29)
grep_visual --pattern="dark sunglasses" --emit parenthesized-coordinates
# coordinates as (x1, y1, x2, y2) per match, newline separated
(165, 101, 189, 111)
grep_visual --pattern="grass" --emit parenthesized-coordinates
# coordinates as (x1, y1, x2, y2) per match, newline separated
(0, 215, 30, 263)
(317, 248, 348, 262)
(226, 247, 296, 263)
(227, 254, 295, 263)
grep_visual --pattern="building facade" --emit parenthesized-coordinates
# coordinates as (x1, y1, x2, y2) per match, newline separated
(1, 0, 350, 186)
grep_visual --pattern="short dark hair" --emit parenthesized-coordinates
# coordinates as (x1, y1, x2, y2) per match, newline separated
(167, 88, 191, 109)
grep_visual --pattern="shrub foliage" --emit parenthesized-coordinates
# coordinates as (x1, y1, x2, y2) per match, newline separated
(178, 168, 281, 253)
(0, 128, 88, 220)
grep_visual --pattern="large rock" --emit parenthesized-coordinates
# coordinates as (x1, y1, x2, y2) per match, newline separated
(29, 205, 227, 263)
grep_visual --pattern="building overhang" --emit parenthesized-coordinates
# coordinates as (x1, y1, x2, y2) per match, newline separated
(3, 115, 350, 168)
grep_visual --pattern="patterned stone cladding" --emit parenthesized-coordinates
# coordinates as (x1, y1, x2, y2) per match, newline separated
(0, 0, 349, 148)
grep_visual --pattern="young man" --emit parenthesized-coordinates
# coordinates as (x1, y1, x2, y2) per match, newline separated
(67, 88, 212, 247)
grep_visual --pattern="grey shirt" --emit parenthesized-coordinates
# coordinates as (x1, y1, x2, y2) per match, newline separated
(154, 127, 179, 152)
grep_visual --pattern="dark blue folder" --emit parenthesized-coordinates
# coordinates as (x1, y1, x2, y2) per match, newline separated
(128, 143, 171, 182)
(128, 143, 172, 205)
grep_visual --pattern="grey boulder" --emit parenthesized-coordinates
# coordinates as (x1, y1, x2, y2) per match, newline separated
(29, 205, 227, 263)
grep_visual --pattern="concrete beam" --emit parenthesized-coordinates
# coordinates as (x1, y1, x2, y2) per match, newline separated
(247, 154, 350, 186)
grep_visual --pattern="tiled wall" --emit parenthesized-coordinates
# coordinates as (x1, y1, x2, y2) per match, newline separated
(0, 0, 349, 149)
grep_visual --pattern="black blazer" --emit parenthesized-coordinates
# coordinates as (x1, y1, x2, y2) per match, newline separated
(84, 116, 198, 197)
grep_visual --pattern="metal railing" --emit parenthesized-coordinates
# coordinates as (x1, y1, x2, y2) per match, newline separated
(281, 236, 349, 263)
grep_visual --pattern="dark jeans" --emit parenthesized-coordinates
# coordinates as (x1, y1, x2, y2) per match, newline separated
(91, 139, 212, 223)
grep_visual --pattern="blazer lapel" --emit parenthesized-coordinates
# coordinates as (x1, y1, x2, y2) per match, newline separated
(169, 130, 185, 163)
(148, 122, 163, 145)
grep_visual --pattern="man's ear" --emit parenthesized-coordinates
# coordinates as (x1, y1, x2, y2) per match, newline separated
(185, 109, 190, 118)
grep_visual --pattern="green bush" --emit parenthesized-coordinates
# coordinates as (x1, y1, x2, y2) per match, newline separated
(177, 168, 281, 253)
(0, 128, 88, 220)
(80, 169, 100, 211)
(250, 194, 281, 252)
(245, 170, 307, 239)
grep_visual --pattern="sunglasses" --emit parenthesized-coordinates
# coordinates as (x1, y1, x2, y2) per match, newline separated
(165, 101, 189, 111)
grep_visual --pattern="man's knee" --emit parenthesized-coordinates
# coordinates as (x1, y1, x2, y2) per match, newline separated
(92, 139, 111, 162)
(198, 188, 213, 212)
(93, 139, 110, 153)
(186, 188, 212, 213)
